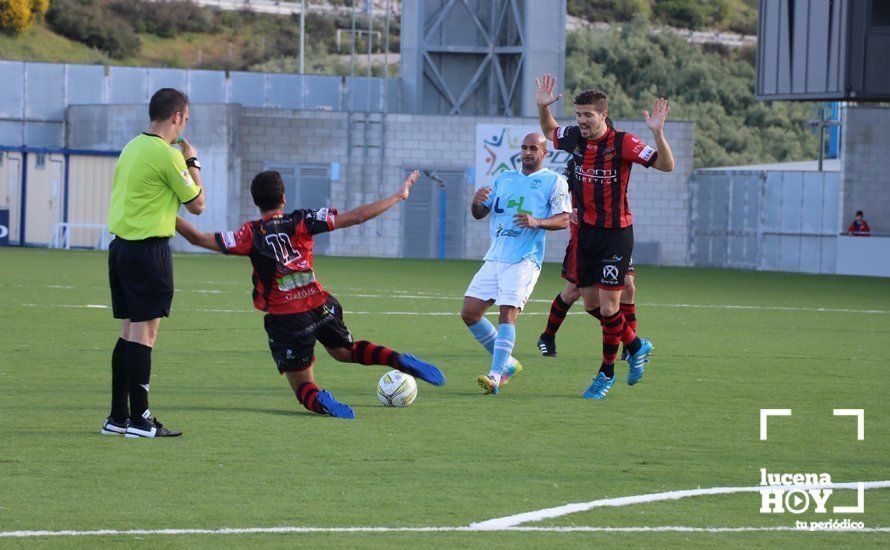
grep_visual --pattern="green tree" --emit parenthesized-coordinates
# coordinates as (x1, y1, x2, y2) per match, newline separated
(564, 21, 818, 168)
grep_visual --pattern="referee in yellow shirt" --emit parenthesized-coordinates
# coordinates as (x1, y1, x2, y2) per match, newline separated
(102, 88, 206, 438)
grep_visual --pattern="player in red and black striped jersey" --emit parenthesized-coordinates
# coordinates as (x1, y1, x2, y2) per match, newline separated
(536, 73, 675, 399)
(537, 195, 639, 362)
(175, 169, 445, 419)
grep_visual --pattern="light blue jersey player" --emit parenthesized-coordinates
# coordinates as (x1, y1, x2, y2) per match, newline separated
(459, 133, 572, 395)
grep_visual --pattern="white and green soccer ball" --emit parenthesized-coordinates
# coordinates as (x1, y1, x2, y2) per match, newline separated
(376, 370, 418, 407)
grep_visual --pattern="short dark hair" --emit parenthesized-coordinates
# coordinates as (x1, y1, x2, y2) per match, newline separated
(574, 89, 608, 111)
(251, 171, 286, 211)
(149, 88, 189, 121)
(856, 210, 864, 217)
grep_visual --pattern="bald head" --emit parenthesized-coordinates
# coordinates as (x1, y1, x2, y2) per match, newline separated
(520, 132, 547, 174)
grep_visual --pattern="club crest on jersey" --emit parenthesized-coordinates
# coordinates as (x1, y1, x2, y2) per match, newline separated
(603, 147, 616, 161)
(530, 178, 542, 190)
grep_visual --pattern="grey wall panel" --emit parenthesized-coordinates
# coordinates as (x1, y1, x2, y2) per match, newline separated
(0, 61, 24, 119)
(799, 236, 822, 273)
(23, 63, 65, 120)
(711, 235, 728, 266)
(67, 65, 106, 105)
(780, 172, 803, 232)
(0, 121, 23, 145)
(800, 172, 824, 232)
(109, 67, 148, 103)
(693, 169, 841, 273)
(148, 68, 189, 95)
(25, 122, 63, 147)
(763, 172, 783, 230)
(762, 234, 780, 270)
(347, 77, 384, 112)
(188, 70, 227, 103)
(821, 172, 840, 232)
(820, 237, 836, 274)
(229, 72, 266, 107)
(779, 235, 800, 271)
(267, 74, 302, 109)
(303, 76, 341, 110)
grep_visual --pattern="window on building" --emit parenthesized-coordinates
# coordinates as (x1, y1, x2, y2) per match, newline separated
(36, 153, 47, 169)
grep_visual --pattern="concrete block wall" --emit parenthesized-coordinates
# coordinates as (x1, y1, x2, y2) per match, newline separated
(843, 106, 890, 234)
(239, 109, 694, 265)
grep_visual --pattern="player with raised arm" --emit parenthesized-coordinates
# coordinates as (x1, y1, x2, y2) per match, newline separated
(535, 73, 675, 399)
(175, 170, 445, 420)
(461, 133, 571, 395)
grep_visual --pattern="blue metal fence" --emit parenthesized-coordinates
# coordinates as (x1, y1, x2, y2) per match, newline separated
(0, 60, 401, 147)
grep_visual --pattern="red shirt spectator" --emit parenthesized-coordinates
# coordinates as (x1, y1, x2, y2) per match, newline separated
(847, 211, 871, 237)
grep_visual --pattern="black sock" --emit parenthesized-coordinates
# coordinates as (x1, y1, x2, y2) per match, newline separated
(626, 337, 642, 356)
(598, 362, 615, 379)
(110, 337, 129, 422)
(126, 341, 153, 421)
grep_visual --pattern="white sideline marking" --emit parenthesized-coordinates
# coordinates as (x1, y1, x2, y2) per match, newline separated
(2, 526, 888, 538)
(3, 483, 888, 538)
(20, 303, 890, 318)
(470, 481, 890, 530)
(19, 300, 890, 315)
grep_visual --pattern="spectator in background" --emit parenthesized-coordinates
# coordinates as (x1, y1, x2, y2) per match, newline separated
(847, 211, 871, 237)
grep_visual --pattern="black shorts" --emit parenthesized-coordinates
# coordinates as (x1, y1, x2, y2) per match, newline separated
(576, 224, 634, 290)
(109, 237, 173, 322)
(263, 295, 353, 373)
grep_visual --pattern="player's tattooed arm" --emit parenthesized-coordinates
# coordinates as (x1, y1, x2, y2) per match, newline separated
(336, 170, 420, 229)
(471, 187, 491, 219)
(514, 212, 570, 230)
(535, 73, 562, 139)
(175, 216, 222, 252)
(643, 97, 675, 172)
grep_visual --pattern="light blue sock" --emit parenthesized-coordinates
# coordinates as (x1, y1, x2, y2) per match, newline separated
(468, 318, 498, 354)
(489, 323, 516, 380)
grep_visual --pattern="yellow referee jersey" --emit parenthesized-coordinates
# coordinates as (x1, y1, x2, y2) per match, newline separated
(108, 133, 201, 240)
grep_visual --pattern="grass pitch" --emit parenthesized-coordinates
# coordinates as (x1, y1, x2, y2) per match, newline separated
(1, 247, 888, 548)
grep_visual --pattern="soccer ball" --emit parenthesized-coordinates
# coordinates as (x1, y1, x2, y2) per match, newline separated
(376, 370, 418, 407)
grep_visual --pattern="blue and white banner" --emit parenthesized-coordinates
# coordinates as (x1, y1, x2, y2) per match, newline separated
(474, 124, 573, 189)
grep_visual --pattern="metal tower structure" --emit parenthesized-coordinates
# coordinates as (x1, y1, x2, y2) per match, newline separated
(401, 0, 566, 117)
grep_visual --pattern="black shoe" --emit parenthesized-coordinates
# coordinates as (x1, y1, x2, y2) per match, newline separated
(537, 334, 557, 357)
(101, 416, 128, 436)
(125, 415, 182, 438)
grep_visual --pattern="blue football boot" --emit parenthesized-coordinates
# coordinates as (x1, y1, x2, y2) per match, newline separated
(582, 372, 615, 400)
(398, 354, 446, 386)
(316, 390, 356, 420)
(626, 338, 653, 386)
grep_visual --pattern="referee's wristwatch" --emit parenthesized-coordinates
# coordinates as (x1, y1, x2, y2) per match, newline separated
(185, 157, 202, 170)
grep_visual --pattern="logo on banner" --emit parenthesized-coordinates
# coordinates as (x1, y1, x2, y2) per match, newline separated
(476, 124, 572, 188)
